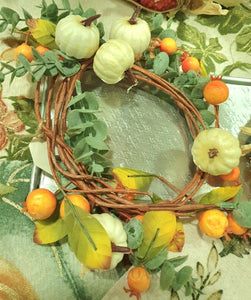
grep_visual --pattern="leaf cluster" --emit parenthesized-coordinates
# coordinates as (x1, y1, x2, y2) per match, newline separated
(0, 48, 81, 83)
(137, 12, 214, 128)
(65, 81, 112, 176)
(0, 0, 104, 40)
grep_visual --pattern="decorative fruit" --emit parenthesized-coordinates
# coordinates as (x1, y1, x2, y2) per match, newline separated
(133, 214, 144, 221)
(191, 128, 242, 176)
(60, 194, 90, 219)
(92, 213, 128, 269)
(109, 8, 151, 56)
(219, 166, 240, 182)
(199, 209, 228, 238)
(203, 79, 229, 105)
(93, 39, 134, 84)
(159, 37, 177, 55)
(23, 188, 57, 220)
(55, 14, 100, 59)
(124, 266, 151, 299)
(181, 56, 200, 73)
(227, 213, 248, 236)
(14, 43, 33, 62)
(139, 0, 178, 11)
(35, 45, 50, 55)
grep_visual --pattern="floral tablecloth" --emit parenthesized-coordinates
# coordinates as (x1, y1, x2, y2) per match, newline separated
(0, 0, 251, 299)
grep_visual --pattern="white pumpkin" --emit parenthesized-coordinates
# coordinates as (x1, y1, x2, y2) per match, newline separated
(191, 128, 241, 176)
(55, 14, 100, 59)
(93, 39, 134, 84)
(92, 213, 128, 269)
(109, 16, 151, 56)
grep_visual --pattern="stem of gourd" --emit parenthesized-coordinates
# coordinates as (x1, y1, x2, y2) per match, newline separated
(82, 14, 101, 27)
(129, 5, 142, 24)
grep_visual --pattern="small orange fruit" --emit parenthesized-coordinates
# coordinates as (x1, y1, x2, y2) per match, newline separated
(227, 213, 248, 236)
(14, 43, 33, 62)
(60, 194, 90, 219)
(24, 188, 57, 220)
(127, 266, 150, 293)
(199, 209, 228, 238)
(159, 37, 177, 55)
(219, 166, 240, 182)
(35, 45, 50, 55)
(181, 56, 200, 73)
(203, 79, 229, 105)
(133, 215, 144, 222)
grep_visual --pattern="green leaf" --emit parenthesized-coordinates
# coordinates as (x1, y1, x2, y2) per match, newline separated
(32, 65, 47, 81)
(233, 201, 251, 228)
(153, 52, 169, 75)
(22, 8, 33, 20)
(137, 211, 176, 262)
(85, 136, 109, 151)
(64, 205, 112, 269)
(160, 260, 175, 290)
(219, 234, 250, 258)
(33, 217, 68, 244)
(208, 271, 221, 286)
(199, 185, 242, 204)
(0, 183, 17, 197)
(0, 20, 8, 32)
(199, 109, 215, 126)
(55, 59, 81, 77)
(124, 218, 143, 249)
(168, 255, 188, 268)
(144, 248, 168, 270)
(0, 7, 20, 31)
(172, 266, 193, 292)
(196, 261, 204, 280)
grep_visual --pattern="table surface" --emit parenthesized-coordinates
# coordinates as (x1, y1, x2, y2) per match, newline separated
(0, 1, 251, 300)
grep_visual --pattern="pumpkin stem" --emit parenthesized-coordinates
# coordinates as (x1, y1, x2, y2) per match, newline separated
(208, 148, 218, 158)
(111, 242, 131, 254)
(129, 6, 142, 25)
(82, 14, 101, 27)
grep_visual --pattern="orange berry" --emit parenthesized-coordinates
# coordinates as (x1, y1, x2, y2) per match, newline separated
(181, 56, 200, 73)
(219, 167, 240, 182)
(227, 213, 248, 235)
(35, 45, 50, 55)
(60, 194, 90, 219)
(203, 79, 229, 105)
(159, 37, 177, 55)
(24, 188, 57, 220)
(14, 43, 33, 62)
(133, 215, 144, 222)
(199, 209, 228, 238)
(127, 266, 150, 293)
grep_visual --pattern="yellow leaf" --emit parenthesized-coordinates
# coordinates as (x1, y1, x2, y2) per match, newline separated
(33, 217, 68, 244)
(27, 19, 58, 49)
(199, 60, 208, 77)
(199, 185, 242, 204)
(168, 219, 185, 252)
(112, 167, 154, 191)
(137, 211, 176, 262)
(65, 204, 112, 269)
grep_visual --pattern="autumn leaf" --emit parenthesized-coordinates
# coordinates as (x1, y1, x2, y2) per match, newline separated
(112, 167, 154, 191)
(168, 219, 185, 252)
(27, 18, 58, 49)
(33, 217, 67, 244)
(137, 211, 176, 263)
(199, 185, 242, 204)
(64, 203, 112, 269)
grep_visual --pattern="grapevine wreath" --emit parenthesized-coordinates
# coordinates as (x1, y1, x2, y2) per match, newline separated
(1, 1, 251, 299)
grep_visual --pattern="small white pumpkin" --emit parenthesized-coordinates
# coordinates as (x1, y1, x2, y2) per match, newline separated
(55, 14, 100, 59)
(191, 128, 241, 176)
(93, 39, 134, 84)
(109, 16, 151, 56)
(92, 213, 128, 269)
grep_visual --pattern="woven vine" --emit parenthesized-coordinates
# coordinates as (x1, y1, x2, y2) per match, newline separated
(34, 58, 218, 217)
